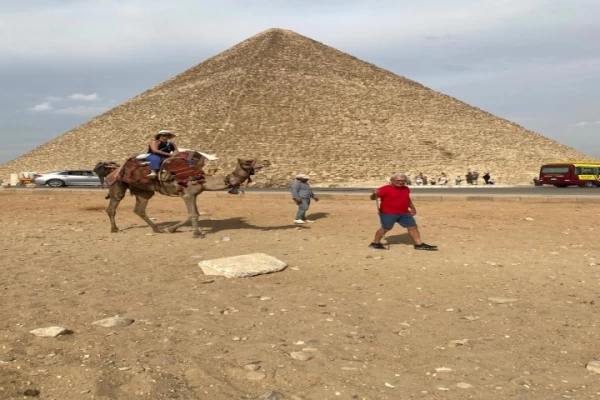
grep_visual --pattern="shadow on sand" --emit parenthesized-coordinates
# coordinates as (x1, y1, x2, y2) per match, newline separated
(383, 233, 413, 246)
(122, 216, 302, 234)
(305, 212, 330, 221)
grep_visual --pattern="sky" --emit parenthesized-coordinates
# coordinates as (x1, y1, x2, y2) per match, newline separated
(1, 0, 599, 163)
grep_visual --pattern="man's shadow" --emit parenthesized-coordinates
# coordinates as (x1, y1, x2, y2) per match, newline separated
(383, 233, 413, 245)
(306, 212, 329, 221)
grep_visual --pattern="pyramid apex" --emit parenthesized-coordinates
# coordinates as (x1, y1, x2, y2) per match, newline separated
(251, 27, 304, 38)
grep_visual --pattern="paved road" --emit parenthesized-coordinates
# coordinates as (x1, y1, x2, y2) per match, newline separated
(254, 186, 600, 196)
(6, 185, 600, 196)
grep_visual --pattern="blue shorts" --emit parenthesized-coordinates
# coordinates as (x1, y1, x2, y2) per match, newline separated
(379, 213, 417, 229)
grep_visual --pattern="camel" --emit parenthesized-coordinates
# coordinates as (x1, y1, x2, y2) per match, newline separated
(104, 154, 270, 238)
(93, 161, 120, 188)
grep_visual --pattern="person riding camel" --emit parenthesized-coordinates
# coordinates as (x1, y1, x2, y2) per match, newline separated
(147, 130, 179, 178)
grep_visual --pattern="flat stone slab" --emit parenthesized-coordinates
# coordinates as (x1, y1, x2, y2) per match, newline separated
(199, 253, 287, 278)
(30, 326, 70, 337)
(487, 297, 518, 304)
(92, 316, 135, 328)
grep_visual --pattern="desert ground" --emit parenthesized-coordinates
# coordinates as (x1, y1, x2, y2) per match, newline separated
(1, 191, 600, 400)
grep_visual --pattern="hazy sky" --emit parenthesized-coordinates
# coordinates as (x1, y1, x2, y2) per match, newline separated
(1, 0, 599, 163)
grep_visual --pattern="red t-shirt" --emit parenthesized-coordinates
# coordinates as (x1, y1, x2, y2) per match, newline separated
(377, 185, 411, 214)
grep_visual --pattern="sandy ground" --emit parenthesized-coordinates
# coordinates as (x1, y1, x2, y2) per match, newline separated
(1, 192, 600, 400)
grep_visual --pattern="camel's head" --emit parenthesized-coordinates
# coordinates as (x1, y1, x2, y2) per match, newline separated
(237, 158, 271, 174)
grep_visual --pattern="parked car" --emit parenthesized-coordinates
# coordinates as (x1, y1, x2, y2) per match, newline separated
(33, 170, 102, 187)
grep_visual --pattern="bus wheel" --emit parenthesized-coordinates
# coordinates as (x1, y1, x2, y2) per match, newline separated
(584, 181, 595, 188)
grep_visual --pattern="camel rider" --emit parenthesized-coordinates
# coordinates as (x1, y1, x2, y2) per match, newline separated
(147, 130, 179, 178)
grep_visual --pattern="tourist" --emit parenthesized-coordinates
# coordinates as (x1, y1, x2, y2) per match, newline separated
(483, 172, 491, 184)
(455, 175, 462, 186)
(415, 173, 424, 186)
(466, 171, 473, 185)
(147, 130, 179, 178)
(369, 173, 437, 251)
(438, 173, 448, 185)
(290, 174, 319, 224)
(472, 170, 480, 185)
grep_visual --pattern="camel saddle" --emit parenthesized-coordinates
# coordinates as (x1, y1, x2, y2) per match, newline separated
(106, 156, 205, 188)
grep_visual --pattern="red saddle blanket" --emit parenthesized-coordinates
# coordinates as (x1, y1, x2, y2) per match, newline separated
(162, 158, 204, 181)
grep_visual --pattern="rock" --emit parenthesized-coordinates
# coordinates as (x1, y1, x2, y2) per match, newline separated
(384, 382, 395, 388)
(30, 326, 71, 337)
(510, 376, 532, 386)
(463, 315, 478, 321)
(487, 297, 518, 304)
(246, 371, 267, 381)
(524, 217, 534, 221)
(586, 360, 600, 374)
(244, 363, 261, 371)
(257, 392, 285, 400)
(456, 382, 473, 389)
(92, 316, 134, 328)
(0, 354, 16, 362)
(199, 253, 287, 278)
(435, 367, 452, 372)
(290, 351, 313, 361)
(448, 339, 470, 347)
(346, 332, 365, 339)
(23, 389, 40, 397)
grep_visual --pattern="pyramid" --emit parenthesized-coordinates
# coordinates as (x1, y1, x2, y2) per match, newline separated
(1, 28, 594, 185)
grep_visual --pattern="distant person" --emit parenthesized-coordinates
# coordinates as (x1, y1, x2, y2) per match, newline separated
(455, 175, 462, 186)
(415, 175, 423, 186)
(466, 171, 473, 185)
(438, 173, 448, 185)
(147, 130, 179, 178)
(533, 177, 542, 186)
(290, 174, 319, 224)
(483, 172, 491, 184)
(472, 170, 480, 185)
(369, 173, 437, 251)
(423, 175, 429, 185)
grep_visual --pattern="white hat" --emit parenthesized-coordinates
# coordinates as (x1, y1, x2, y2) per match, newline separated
(296, 174, 310, 179)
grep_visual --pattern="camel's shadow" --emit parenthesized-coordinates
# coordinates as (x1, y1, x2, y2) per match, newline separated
(383, 233, 413, 246)
(123, 217, 300, 234)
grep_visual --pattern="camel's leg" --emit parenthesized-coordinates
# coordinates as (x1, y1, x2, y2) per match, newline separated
(167, 193, 203, 238)
(106, 182, 127, 233)
(99, 176, 105, 189)
(188, 194, 202, 238)
(130, 187, 162, 233)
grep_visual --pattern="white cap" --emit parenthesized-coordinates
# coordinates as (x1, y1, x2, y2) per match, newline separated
(296, 174, 310, 179)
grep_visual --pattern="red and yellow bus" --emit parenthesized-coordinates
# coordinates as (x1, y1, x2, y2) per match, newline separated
(539, 162, 600, 187)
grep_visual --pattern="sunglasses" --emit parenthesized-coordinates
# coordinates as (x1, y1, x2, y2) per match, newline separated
(392, 180, 407, 182)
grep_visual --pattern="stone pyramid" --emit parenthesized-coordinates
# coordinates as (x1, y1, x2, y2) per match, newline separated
(0, 28, 594, 185)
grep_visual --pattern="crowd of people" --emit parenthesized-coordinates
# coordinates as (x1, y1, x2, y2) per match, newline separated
(409, 170, 495, 186)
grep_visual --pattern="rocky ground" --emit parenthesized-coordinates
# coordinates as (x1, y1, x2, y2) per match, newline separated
(1, 191, 600, 400)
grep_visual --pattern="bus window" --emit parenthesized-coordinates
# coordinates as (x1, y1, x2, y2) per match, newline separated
(575, 167, 597, 175)
(541, 167, 569, 174)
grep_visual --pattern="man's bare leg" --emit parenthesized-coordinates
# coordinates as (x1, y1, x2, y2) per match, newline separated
(407, 226, 423, 245)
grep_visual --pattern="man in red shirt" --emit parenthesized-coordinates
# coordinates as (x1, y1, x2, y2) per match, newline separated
(369, 173, 437, 250)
